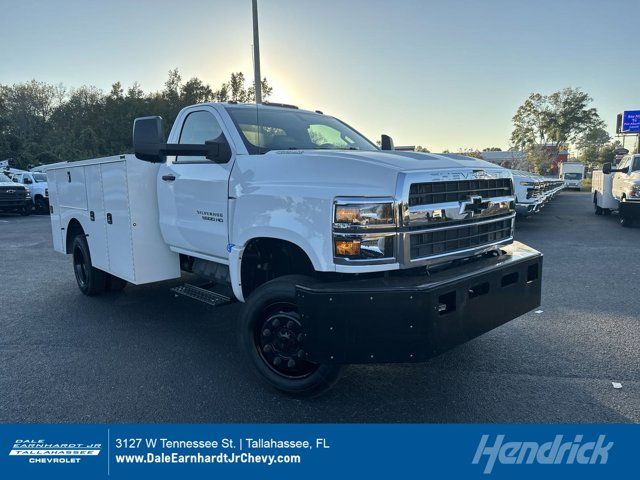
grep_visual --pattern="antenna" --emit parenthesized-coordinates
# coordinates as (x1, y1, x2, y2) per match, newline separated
(252, 0, 262, 104)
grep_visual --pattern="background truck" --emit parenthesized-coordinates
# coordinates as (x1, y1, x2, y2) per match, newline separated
(45, 102, 542, 396)
(9, 170, 49, 214)
(559, 162, 585, 190)
(593, 154, 640, 227)
(0, 172, 31, 216)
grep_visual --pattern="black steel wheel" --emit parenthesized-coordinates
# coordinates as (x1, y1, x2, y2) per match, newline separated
(256, 302, 318, 379)
(72, 234, 105, 296)
(238, 275, 342, 397)
(35, 197, 48, 214)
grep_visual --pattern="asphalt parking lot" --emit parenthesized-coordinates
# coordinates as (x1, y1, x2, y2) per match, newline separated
(0, 191, 638, 423)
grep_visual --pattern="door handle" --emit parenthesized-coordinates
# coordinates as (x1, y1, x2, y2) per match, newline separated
(162, 174, 176, 181)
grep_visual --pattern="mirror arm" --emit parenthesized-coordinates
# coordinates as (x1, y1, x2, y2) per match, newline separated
(159, 143, 211, 156)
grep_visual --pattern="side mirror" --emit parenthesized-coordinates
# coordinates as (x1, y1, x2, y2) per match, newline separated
(603, 162, 611, 174)
(23, 178, 32, 184)
(133, 116, 233, 163)
(204, 137, 232, 164)
(133, 116, 167, 163)
(381, 134, 395, 151)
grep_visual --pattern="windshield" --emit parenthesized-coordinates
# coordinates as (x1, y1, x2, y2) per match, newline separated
(563, 173, 582, 180)
(33, 173, 47, 182)
(225, 106, 378, 154)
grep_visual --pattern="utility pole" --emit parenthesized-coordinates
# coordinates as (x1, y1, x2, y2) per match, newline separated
(252, 0, 262, 104)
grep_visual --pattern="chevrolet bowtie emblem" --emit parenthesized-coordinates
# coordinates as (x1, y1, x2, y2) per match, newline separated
(6, 190, 15, 194)
(460, 195, 489, 216)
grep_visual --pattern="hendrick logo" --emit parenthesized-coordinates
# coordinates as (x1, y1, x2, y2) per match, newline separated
(472, 434, 613, 474)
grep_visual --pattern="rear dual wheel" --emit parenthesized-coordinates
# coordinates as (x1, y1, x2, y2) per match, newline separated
(238, 275, 342, 397)
(72, 234, 127, 295)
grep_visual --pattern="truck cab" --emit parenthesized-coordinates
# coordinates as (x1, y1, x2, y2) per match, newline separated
(611, 154, 640, 201)
(45, 102, 543, 396)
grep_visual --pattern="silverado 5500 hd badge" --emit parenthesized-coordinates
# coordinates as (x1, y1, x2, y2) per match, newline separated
(197, 210, 224, 222)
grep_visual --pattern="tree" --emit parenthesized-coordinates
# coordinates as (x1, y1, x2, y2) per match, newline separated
(415, 145, 430, 153)
(483, 147, 502, 151)
(0, 70, 273, 169)
(511, 88, 604, 173)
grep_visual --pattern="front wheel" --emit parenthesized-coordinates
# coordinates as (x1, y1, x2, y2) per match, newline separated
(20, 204, 31, 216)
(35, 197, 48, 214)
(238, 275, 342, 397)
(594, 204, 603, 215)
(620, 214, 632, 227)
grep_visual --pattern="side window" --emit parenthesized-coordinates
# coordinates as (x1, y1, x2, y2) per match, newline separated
(177, 110, 225, 163)
(632, 157, 640, 172)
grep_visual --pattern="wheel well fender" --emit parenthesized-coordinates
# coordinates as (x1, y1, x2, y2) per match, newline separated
(65, 218, 85, 254)
(236, 236, 316, 300)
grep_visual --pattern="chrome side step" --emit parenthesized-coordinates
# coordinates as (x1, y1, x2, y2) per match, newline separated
(171, 283, 232, 307)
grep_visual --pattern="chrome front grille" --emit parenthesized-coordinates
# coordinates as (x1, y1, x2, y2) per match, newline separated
(408, 178, 512, 206)
(396, 170, 516, 267)
(408, 218, 512, 260)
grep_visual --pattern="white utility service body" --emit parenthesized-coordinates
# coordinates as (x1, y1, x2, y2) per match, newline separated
(591, 170, 618, 212)
(47, 156, 180, 284)
(45, 102, 543, 395)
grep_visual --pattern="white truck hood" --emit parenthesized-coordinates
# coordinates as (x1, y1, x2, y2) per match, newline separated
(0, 181, 23, 188)
(266, 149, 502, 172)
(232, 149, 508, 200)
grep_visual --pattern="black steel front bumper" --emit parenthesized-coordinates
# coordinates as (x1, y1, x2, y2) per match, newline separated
(0, 198, 31, 212)
(619, 201, 640, 219)
(296, 242, 542, 364)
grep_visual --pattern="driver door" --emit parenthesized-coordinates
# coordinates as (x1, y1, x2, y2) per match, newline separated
(157, 107, 235, 261)
(612, 156, 629, 199)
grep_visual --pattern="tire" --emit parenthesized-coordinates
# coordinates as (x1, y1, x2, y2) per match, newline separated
(35, 196, 47, 214)
(20, 204, 31, 216)
(105, 274, 127, 292)
(620, 215, 632, 228)
(594, 204, 603, 215)
(238, 275, 342, 397)
(72, 234, 106, 295)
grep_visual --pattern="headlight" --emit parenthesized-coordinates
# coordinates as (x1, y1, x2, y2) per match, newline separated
(332, 198, 396, 264)
(519, 181, 536, 186)
(334, 200, 395, 228)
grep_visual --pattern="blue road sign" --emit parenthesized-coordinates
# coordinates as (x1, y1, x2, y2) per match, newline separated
(622, 110, 640, 132)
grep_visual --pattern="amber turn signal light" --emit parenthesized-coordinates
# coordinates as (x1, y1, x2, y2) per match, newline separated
(335, 239, 361, 257)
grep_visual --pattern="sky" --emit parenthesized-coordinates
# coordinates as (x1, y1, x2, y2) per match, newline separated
(1, 0, 638, 152)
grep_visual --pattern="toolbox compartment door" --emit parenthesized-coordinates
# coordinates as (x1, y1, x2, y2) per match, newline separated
(84, 164, 109, 271)
(101, 162, 134, 281)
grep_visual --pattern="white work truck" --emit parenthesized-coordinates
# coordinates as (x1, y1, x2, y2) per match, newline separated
(559, 162, 585, 190)
(593, 154, 640, 227)
(10, 170, 49, 213)
(46, 102, 542, 396)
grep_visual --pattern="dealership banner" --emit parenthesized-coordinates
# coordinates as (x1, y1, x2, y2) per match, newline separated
(0, 424, 635, 479)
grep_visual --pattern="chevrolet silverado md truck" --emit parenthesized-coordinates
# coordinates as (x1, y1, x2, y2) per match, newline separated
(592, 154, 640, 227)
(46, 102, 542, 396)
